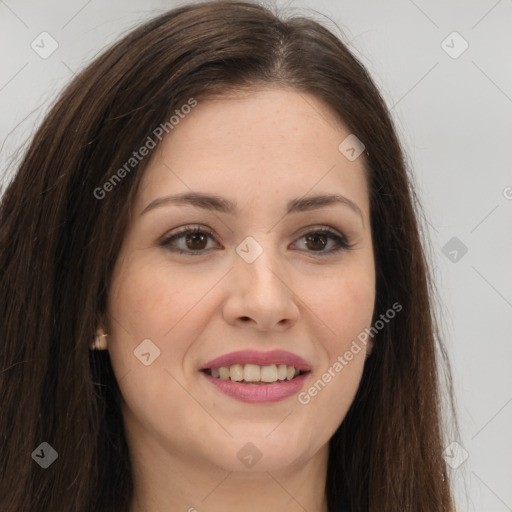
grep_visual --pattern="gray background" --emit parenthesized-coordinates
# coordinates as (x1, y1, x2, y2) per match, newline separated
(1, 1, 511, 510)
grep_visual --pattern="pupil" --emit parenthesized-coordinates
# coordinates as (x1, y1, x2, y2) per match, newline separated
(186, 233, 207, 250)
(306, 234, 327, 251)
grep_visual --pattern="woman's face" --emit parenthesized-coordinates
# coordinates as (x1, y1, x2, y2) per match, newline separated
(106, 88, 375, 474)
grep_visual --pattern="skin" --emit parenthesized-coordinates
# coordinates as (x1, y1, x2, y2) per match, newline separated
(103, 88, 376, 512)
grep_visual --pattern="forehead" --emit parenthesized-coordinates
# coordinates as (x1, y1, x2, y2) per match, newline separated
(163, 87, 350, 152)
(136, 88, 369, 213)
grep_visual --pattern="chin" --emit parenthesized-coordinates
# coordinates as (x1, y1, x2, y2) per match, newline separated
(203, 431, 320, 474)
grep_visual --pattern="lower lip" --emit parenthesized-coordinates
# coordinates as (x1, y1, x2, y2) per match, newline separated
(201, 371, 310, 403)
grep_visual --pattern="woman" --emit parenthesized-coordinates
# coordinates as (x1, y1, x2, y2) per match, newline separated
(0, 1, 456, 511)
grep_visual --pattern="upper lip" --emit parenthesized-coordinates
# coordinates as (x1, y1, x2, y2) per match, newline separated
(200, 350, 311, 371)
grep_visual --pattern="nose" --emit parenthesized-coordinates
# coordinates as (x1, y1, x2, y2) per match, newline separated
(222, 244, 300, 332)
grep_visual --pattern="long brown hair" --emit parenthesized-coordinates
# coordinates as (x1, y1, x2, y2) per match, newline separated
(0, 1, 456, 510)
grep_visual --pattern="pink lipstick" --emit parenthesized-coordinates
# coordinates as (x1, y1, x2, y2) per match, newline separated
(200, 349, 311, 371)
(199, 349, 311, 403)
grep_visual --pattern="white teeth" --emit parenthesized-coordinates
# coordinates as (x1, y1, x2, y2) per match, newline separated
(208, 363, 302, 383)
(260, 364, 277, 382)
(229, 364, 244, 382)
(277, 364, 287, 380)
(218, 367, 230, 380)
(243, 364, 261, 382)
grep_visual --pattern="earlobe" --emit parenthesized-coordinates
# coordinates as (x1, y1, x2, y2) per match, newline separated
(90, 329, 108, 350)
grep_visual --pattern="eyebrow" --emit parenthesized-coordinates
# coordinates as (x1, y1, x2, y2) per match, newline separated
(140, 191, 364, 222)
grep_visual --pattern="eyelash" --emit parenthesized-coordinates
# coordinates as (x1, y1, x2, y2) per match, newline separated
(159, 224, 354, 257)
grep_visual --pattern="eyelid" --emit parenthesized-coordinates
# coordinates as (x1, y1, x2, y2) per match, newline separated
(291, 225, 354, 253)
(159, 224, 220, 252)
(159, 223, 354, 255)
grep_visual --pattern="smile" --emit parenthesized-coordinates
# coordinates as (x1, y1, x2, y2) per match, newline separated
(199, 350, 312, 402)
(202, 363, 306, 384)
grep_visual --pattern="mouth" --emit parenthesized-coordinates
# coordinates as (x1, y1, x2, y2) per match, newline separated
(199, 350, 312, 403)
(201, 363, 309, 385)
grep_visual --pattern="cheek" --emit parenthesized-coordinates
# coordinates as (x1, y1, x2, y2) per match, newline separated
(106, 255, 230, 390)
(106, 258, 219, 440)
(108, 255, 220, 339)
(297, 265, 374, 419)
(313, 262, 376, 345)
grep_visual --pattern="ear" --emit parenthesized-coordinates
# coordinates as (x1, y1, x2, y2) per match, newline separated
(91, 320, 109, 351)
(95, 312, 109, 336)
(91, 330, 108, 350)
(365, 339, 374, 358)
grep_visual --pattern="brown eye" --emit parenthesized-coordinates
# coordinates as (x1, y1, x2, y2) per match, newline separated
(160, 225, 219, 255)
(184, 232, 208, 251)
(304, 233, 328, 251)
(161, 225, 352, 257)
(293, 227, 352, 256)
